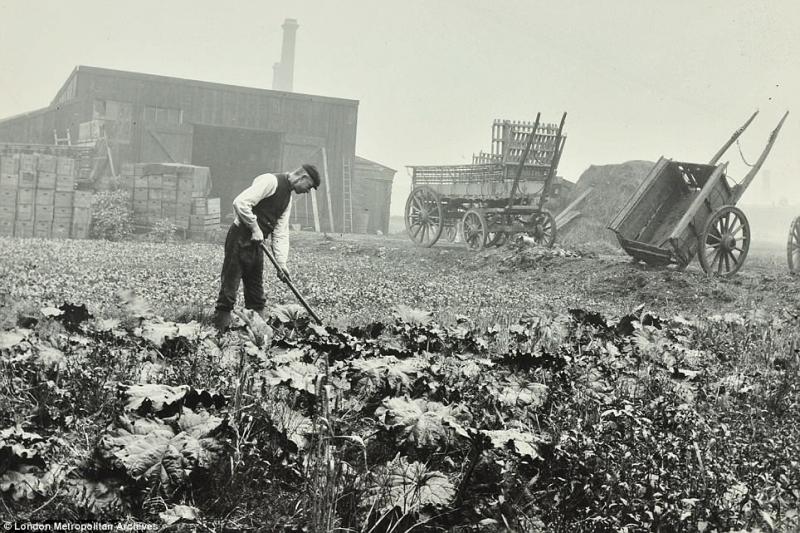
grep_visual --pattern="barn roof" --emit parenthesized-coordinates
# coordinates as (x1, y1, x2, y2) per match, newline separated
(54, 65, 359, 107)
(355, 155, 396, 174)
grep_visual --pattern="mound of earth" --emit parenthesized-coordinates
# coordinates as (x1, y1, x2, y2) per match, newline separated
(560, 160, 654, 247)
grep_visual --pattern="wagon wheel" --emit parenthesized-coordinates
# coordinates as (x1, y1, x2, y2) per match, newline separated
(787, 216, 800, 274)
(698, 206, 750, 276)
(405, 186, 443, 247)
(462, 209, 488, 251)
(526, 210, 557, 248)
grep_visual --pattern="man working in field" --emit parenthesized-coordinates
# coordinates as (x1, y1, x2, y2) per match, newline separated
(213, 164, 320, 330)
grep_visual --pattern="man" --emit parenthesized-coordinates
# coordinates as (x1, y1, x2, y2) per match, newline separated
(213, 164, 320, 330)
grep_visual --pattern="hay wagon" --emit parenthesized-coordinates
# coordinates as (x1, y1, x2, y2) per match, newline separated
(609, 111, 788, 276)
(405, 112, 567, 251)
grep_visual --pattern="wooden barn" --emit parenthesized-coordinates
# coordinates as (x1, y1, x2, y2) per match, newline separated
(352, 156, 396, 234)
(0, 65, 393, 233)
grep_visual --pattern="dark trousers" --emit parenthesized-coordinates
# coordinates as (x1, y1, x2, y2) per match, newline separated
(215, 224, 267, 313)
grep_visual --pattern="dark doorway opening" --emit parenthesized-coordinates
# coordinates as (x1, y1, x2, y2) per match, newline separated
(191, 125, 281, 221)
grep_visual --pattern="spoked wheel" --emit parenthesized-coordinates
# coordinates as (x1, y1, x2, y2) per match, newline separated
(787, 216, 800, 274)
(526, 210, 557, 248)
(405, 186, 443, 247)
(698, 206, 750, 276)
(462, 209, 488, 251)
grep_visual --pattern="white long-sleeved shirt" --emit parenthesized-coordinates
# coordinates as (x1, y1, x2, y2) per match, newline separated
(232, 173, 292, 270)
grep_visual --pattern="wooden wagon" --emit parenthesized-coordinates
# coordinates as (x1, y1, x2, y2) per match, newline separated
(405, 112, 567, 250)
(609, 111, 788, 276)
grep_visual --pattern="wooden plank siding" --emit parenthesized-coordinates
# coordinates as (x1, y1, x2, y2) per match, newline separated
(0, 66, 361, 232)
(353, 156, 395, 234)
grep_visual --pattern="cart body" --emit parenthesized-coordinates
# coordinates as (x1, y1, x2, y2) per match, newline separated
(608, 111, 788, 275)
(608, 158, 735, 266)
(405, 114, 567, 249)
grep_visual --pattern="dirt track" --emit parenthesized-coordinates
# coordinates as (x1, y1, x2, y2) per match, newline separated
(303, 231, 800, 321)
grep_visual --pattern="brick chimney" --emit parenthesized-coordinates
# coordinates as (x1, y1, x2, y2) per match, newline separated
(272, 18, 299, 91)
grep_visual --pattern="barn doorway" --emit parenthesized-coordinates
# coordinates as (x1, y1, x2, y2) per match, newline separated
(191, 125, 282, 221)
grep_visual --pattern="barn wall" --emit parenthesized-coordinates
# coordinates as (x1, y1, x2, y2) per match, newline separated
(353, 158, 395, 234)
(0, 66, 361, 232)
(76, 67, 357, 232)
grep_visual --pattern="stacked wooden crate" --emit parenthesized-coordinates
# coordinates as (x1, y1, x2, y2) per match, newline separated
(122, 163, 220, 239)
(0, 152, 92, 239)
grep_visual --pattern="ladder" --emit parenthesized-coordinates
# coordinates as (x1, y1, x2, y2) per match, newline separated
(342, 156, 353, 233)
(53, 129, 71, 146)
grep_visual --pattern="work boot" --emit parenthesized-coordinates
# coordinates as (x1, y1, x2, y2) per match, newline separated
(213, 310, 232, 331)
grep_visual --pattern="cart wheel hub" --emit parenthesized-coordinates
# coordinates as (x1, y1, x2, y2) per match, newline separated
(723, 234, 736, 250)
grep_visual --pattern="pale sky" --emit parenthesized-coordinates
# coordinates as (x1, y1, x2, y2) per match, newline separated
(1, 0, 798, 215)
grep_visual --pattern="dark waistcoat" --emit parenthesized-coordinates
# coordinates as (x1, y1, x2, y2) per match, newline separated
(252, 173, 292, 235)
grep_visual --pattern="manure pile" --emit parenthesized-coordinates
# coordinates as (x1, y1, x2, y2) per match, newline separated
(561, 160, 654, 248)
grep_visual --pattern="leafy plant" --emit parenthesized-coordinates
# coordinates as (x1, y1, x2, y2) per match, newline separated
(90, 190, 134, 241)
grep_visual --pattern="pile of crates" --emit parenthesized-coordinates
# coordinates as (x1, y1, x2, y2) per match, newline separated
(121, 163, 221, 240)
(0, 153, 92, 238)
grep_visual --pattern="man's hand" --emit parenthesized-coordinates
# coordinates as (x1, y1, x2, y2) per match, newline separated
(276, 268, 291, 284)
(250, 227, 264, 243)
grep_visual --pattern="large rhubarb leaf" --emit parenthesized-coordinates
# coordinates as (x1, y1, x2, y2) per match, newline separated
(349, 356, 423, 394)
(98, 409, 227, 495)
(481, 428, 547, 460)
(121, 384, 225, 416)
(364, 455, 454, 514)
(262, 361, 320, 394)
(376, 397, 470, 447)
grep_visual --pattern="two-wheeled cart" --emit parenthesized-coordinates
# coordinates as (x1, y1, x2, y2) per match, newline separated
(608, 111, 788, 276)
(405, 112, 567, 251)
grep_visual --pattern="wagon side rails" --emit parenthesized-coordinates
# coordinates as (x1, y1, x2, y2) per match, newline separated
(404, 112, 568, 251)
(608, 110, 789, 277)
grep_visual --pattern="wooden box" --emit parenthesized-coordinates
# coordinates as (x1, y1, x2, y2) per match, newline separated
(14, 221, 33, 238)
(20, 154, 37, 174)
(71, 221, 90, 239)
(19, 172, 36, 188)
(33, 220, 51, 239)
(52, 225, 70, 239)
(132, 199, 148, 214)
(37, 172, 56, 189)
(206, 197, 220, 215)
(37, 154, 57, 173)
(55, 174, 75, 192)
(162, 174, 178, 189)
(56, 157, 76, 176)
(35, 190, 55, 205)
(148, 175, 163, 189)
(0, 188, 16, 206)
(0, 154, 19, 174)
(0, 205, 15, 222)
(15, 204, 34, 222)
(54, 191, 74, 208)
(134, 188, 148, 201)
(35, 205, 54, 221)
(176, 189, 192, 203)
(0, 220, 13, 236)
(72, 207, 92, 224)
(134, 175, 149, 188)
(73, 191, 93, 209)
(162, 201, 177, 218)
(17, 188, 35, 204)
(54, 206, 72, 219)
(0, 173, 18, 189)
